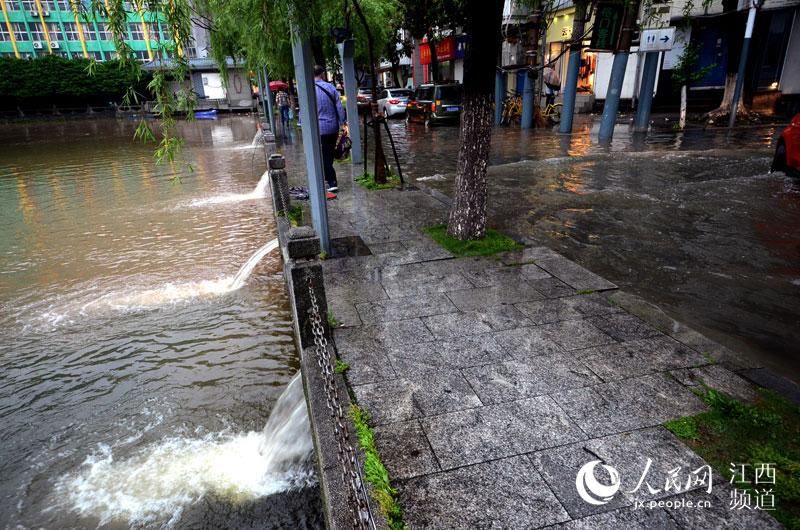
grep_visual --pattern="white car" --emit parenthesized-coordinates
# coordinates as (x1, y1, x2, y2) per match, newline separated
(377, 88, 413, 118)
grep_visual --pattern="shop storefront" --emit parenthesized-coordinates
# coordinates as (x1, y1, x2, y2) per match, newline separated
(545, 7, 597, 94)
(418, 35, 467, 84)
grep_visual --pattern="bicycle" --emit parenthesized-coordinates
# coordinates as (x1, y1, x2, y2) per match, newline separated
(541, 102, 562, 124)
(501, 92, 522, 126)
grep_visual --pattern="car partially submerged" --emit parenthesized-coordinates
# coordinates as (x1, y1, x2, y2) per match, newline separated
(772, 113, 800, 177)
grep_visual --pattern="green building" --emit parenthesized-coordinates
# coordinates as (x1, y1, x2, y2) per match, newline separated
(0, 0, 178, 61)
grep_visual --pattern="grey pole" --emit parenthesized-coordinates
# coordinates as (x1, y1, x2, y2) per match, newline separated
(256, 69, 268, 121)
(338, 39, 363, 165)
(291, 28, 331, 253)
(412, 37, 423, 88)
(262, 67, 277, 134)
(598, 51, 629, 141)
(729, 0, 759, 129)
(494, 70, 505, 125)
(521, 72, 535, 128)
(634, 52, 659, 132)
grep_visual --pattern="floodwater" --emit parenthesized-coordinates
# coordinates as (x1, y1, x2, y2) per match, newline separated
(0, 117, 322, 528)
(374, 117, 800, 382)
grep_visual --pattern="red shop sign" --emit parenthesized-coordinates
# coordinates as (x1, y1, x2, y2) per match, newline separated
(419, 36, 456, 65)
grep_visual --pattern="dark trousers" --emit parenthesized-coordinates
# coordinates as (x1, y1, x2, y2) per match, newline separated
(321, 133, 338, 188)
(280, 106, 290, 129)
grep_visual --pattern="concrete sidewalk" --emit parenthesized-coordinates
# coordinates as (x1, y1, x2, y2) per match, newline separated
(321, 178, 782, 529)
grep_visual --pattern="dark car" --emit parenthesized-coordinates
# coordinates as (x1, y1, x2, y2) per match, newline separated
(406, 83, 462, 126)
(772, 113, 800, 177)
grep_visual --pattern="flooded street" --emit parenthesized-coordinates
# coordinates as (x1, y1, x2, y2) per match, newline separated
(373, 117, 800, 382)
(0, 117, 321, 528)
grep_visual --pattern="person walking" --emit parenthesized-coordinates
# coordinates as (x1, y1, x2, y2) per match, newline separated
(314, 65, 346, 193)
(276, 88, 291, 132)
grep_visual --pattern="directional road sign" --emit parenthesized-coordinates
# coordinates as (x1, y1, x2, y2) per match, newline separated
(640, 27, 676, 52)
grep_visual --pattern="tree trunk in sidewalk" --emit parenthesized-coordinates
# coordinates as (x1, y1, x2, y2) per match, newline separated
(446, 0, 504, 241)
(427, 34, 439, 82)
(679, 84, 687, 129)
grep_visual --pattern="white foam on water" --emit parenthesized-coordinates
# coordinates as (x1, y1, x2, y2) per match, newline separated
(190, 172, 270, 206)
(54, 373, 314, 527)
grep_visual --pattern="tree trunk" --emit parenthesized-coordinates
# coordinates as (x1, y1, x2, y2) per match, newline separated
(427, 35, 439, 83)
(351, 0, 387, 183)
(679, 84, 687, 129)
(391, 61, 401, 87)
(446, 0, 504, 240)
(703, 73, 748, 121)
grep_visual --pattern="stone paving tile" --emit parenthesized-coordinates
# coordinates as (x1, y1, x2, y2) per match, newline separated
(381, 271, 473, 298)
(397, 455, 570, 529)
(422, 305, 533, 339)
(355, 292, 458, 322)
(552, 374, 707, 438)
(373, 420, 440, 480)
(515, 294, 622, 325)
(529, 277, 579, 298)
(532, 441, 632, 520)
(366, 241, 405, 254)
(321, 254, 383, 274)
(387, 334, 511, 378)
(422, 396, 586, 469)
(493, 326, 569, 359)
(327, 299, 361, 328)
(336, 348, 395, 386)
(463, 358, 600, 405)
(534, 254, 618, 292)
(670, 364, 760, 402)
(379, 247, 454, 267)
(325, 271, 387, 303)
(548, 507, 678, 529)
(352, 372, 482, 426)
(588, 313, 664, 343)
(585, 427, 711, 504)
(445, 283, 545, 311)
(334, 318, 434, 350)
(536, 319, 618, 351)
(581, 337, 709, 382)
(664, 483, 783, 529)
(461, 265, 551, 288)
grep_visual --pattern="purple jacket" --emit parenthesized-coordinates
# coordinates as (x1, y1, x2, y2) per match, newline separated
(314, 80, 346, 135)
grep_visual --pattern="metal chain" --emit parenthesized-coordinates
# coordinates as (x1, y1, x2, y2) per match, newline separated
(306, 270, 376, 530)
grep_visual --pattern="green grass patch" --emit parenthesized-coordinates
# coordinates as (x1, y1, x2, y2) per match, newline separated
(664, 387, 800, 528)
(335, 358, 350, 374)
(576, 289, 595, 295)
(350, 405, 407, 530)
(327, 310, 340, 329)
(287, 204, 303, 227)
(355, 172, 401, 190)
(423, 224, 524, 257)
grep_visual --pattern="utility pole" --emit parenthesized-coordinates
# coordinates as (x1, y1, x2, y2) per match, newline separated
(262, 67, 277, 134)
(495, 70, 505, 125)
(256, 69, 268, 122)
(338, 38, 363, 164)
(729, 0, 760, 128)
(291, 24, 331, 253)
(559, 0, 589, 134)
(634, 51, 659, 132)
(598, 0, 639, 142)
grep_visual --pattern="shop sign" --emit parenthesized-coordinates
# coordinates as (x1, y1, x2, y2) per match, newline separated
(590, 2, 624, 50)
(419, 36, 456, 65)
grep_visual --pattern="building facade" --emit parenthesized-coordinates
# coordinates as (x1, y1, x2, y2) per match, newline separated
(0, 0, 179, 61)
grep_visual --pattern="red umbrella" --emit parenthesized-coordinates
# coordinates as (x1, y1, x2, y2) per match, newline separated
(269, 81, 289, 91)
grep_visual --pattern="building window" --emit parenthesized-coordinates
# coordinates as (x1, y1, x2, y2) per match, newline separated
(21, 0, 36, 11)
(161, 25, 171, 41)
(41, 0, 56, 10)
(12, 22, 28, 41)
(133, 49, 148, 60)
(82, 24, 96, 40)
(29, 22, 46, 41)
(5, 1, 18, 10)
(56, 0, 70, 9)
(128, 22, 144, 40)
(89, 50, 102, 60)
(146, 22, 158, 41)
(95, 22, 113, 40)
(57, 50, 70, 58)
(0, 25, 11, 42)
(62, 22, 80, 40)
(48, 22, 62, 42)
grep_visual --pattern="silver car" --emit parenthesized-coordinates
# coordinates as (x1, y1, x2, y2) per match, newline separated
(377, 88, 413, 118)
